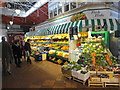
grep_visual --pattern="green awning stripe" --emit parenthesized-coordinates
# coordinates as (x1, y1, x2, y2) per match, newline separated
(115, 19, 120, 31)
(58, 25, 62, 34)
(45, 29, 47, 35)
(72, 21, 77, 27)
(79, 21, 82, 32)
(51, 26, 54, 34)
(109, 19, 114, 31)
(64, 23, 70, 33)
(51, 26, 55, 34)
(49, 27, 53, 34)
(67, 22, 74, 33)
(64, 23, 68, 31)
(53, 26, 56, 34)
(85, 19, 89, 26)
(60, 24, 64, 34)
(66, 22, 71, 33)
(103, 19, 108, 31)
(60, 25, 63, 34)
(97, 19, 101, 25)
(62, 24, 65, 33)
(113, 19, 119, 31)
(62, 23, 67, 33)
(54, 25, 58, 34)
(47, 28, 50, 35)
(85, 19, 89, 31)
(57, 25, 61, 34)
(56, 25, 59, 34)
(91, 19, 95, 31)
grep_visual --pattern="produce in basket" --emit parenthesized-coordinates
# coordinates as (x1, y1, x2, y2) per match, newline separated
(80, 70, 88, 74)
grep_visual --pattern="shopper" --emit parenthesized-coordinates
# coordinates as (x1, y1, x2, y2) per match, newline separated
(24, 39, 32, 64)
(12, 39, 22, 67)
(0, 37, 13, 75)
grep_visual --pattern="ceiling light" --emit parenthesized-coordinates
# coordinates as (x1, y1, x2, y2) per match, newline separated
(10, 21, 13, 25)
(15, 9, 21, 15)
(7, 26, 10, 29)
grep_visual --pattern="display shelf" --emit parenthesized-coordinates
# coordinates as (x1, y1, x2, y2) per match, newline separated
(30, 42, 69, 45)
(48, 54, 68, 61)
(50, 48, 68, 52)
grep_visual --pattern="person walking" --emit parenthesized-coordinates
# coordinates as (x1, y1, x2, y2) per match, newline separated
(24, 39, 32, 64)
(12, 40, 22, 67)
(0, 37, 13, 75)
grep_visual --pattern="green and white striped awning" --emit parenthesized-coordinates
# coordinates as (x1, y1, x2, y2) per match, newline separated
(27, 19, 120, 37)
(79, 19, 120, 31)
(51, 19, 120, 34)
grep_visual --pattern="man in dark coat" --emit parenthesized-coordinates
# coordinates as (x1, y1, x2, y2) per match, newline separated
(0, 37, 13, 74)
(24, 39, 32, 64)
(12, 40, 22, 67)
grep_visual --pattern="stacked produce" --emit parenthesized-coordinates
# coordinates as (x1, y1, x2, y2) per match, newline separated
(62, 61, 90, 81)
(70, 13, 87, 22)
(77, 40, 117, 71)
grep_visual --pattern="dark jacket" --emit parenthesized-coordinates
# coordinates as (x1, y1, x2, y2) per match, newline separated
(24, 42, 31, 53)
(12, 43, 22, 58)
(1, 41, 13, 58)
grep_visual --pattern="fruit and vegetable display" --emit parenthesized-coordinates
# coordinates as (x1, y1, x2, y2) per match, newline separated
(70, 13, 87, 22)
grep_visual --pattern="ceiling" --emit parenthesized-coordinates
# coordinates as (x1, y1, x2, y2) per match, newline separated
(1, 1, 48, 26)
(6, 2, 36, 12)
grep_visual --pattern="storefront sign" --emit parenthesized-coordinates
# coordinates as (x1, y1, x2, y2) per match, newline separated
(84, 9, 111, 19)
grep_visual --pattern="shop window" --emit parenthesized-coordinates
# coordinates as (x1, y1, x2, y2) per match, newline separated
(54, 9, 57, 16)
(71, 2, 76, 9)
(58, 8, 62, 15)
(64, 4, 69, 12)
(50, 12, 53, 18)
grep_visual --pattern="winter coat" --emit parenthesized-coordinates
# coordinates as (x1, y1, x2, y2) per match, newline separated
(12, 43, 22, 58)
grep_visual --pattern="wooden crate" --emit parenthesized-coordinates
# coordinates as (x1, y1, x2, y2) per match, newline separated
(73, 77, 87, 85)
(61, 69, 72, 76)
(63, 74, 73, 80)
(103, 78, 120, 87)
(104, 82, 119, 87)
(90, 71, 113, 74)
(88, 79, 104, 87)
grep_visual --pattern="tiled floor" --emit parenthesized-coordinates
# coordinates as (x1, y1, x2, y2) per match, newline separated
(2, 58, 86, 88)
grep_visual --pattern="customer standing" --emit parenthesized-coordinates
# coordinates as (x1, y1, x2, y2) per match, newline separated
(12, 39, 22, 67)
(24, 39, 32, 64)
(0, 37, 13, 75)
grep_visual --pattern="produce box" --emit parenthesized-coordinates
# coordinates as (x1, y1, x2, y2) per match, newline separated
(101, 78, 119, 82)
(61, 69, 72, 76)
(77, 71, 90, 81)
(71, 70, 79, 78)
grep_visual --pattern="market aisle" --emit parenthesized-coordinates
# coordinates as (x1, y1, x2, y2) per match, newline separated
(2, 58, 86, 88)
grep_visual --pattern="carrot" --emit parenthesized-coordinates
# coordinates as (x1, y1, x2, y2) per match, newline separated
(104, 55, 112, 65)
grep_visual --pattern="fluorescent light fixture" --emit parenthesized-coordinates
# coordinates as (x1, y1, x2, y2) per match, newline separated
(15, 9, 21, 15)
(10, 21, 13, 25)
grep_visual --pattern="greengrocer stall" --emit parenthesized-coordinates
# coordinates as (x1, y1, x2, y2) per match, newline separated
(24, 17, 120, 87)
